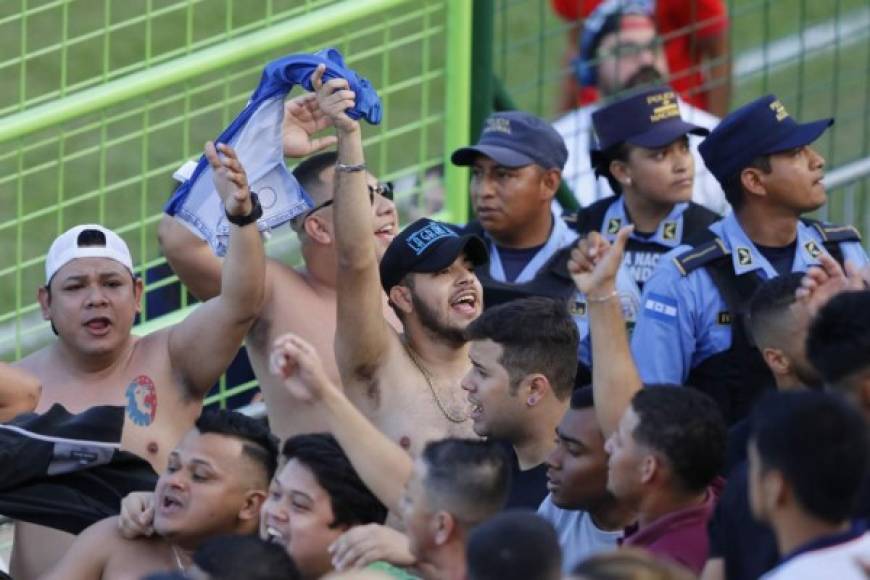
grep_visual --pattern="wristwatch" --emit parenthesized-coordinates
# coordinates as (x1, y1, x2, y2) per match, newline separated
(225, 192, 263, 227)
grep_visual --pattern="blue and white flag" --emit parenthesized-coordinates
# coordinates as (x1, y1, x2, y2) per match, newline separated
(166, 48, 382, 256)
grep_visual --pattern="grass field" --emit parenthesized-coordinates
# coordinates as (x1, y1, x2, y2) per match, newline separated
(0, 0, 868, 359)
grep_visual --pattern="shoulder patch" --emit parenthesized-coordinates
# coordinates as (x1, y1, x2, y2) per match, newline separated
(606, 217, 622, 235)
(804, 239, 823, 259)
(804, 219, 863, 243)
(643, 293, 678, 323)
(662, 221, 677, 240)
(673, 238, 729, 276)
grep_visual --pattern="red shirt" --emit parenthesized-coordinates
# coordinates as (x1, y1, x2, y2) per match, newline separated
(551, 0, 728, 111)
(620, 485, 719, 574)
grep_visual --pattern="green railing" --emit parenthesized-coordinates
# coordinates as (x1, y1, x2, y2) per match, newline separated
(2, 0, 868, 408)
(0, 0, 474, 408)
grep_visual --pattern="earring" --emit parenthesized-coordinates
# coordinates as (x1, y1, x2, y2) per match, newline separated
(625, 177, 632, 186)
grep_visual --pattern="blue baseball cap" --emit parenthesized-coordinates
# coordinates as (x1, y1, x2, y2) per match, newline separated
(379, 218, 488, 293)
(699, 94, 833, 187)
(592, 87, 708, 153)
(451, 111, 568, 170)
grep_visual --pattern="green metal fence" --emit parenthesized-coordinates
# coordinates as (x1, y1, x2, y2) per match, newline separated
(489, 0, 870, 231)
(1, 0, 868, 408)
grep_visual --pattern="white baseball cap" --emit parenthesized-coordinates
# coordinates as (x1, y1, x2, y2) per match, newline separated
(45, 224, 134, 285)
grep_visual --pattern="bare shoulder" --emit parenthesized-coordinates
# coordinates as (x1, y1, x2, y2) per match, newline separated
(13, 347, 49, 376)
(265, 258, 313, 294)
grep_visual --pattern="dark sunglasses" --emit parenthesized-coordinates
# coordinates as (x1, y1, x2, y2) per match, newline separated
(305, 182, 394, 217)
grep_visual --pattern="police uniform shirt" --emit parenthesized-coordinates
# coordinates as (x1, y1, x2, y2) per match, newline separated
(573, 197, 711, 367)
(598, 197, 694, 288)
(631, 212, 869, 385)
(480, 209, 578, 284)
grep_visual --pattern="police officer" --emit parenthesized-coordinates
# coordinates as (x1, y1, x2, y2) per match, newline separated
(451, 111, 577, 287)
(568, 85, 722, 294)
(631, 94, 869, 423)
(474, 88, 722, 387)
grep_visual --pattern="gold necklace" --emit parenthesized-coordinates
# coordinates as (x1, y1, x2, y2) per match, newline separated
(404, 343, 469, 424)
(171, 544, 187, 571)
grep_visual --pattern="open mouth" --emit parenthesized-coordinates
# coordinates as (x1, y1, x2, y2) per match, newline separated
(468, 400, 483, 420)
(159, 494, 184, 516)
(374, 223, 396, 240)
(450, 291, 478, 316)
(265, 525, 286, 545)
(84, 317, 111, 334)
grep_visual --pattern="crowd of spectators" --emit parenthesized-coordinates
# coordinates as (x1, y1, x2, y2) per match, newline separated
(0, 2, 868, 579)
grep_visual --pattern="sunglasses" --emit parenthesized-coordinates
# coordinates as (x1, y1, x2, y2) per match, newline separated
(305, 182, 394, 218)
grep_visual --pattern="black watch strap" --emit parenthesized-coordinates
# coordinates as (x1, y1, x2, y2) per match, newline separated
(225, 192, 263, 227)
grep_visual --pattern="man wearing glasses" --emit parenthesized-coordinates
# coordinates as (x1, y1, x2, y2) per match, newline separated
(158, 94, 399, 441)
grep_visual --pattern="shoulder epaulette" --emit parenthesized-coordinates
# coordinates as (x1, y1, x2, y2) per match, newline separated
(802, 218, 863, 244)
(673, 238, 729, 276)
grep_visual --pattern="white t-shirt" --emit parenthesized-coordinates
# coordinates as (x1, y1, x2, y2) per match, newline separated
(537, 494, 623, 573)
(552, 100, 730, 216)
(761, 531, 870, 580)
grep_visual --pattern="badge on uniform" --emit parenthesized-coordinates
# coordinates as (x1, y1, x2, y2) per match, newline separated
(662, 222, 677, 241)
(717, 311, 732, 325)
(607, 218, 622, 235)
(569, 300, 587, 317)
(736, 247, 753, 266)
(804, 240, 823, 259)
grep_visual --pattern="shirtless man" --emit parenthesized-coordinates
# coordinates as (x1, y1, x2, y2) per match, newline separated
(158, 93, 399, 440)
(41, 410, 277, 580)
(11, 142, 265, 579)
(313, 65, 486, 453)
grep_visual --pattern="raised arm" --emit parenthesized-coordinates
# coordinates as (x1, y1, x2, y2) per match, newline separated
(158, 93, 338, 303)
(166, 141, 265, 397)
(568, 226, 642, 437)
(157, 215, 223, 301)
(311, 65, 394, 382)
(271, 333, 411, 512)
(0, 363, 40, 422)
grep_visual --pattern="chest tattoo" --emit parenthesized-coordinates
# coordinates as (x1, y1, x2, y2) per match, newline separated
(125, 375, 158, 426)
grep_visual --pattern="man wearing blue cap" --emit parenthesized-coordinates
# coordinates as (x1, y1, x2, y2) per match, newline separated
(473, 88, 720, 388)
(451, 110, 578, 288)
(630, 94, 869, 424)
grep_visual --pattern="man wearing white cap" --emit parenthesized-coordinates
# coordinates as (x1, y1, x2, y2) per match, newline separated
(9, 141, 266, 579)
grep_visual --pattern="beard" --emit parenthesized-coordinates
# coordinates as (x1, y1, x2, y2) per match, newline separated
(411, 292, 467, 348)
(623, 65, 665, 91)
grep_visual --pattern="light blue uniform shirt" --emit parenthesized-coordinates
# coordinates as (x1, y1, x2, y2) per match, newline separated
(575, 199, 695, 366)
(482, 210, 578, 284)
(631, 212, 868, 384)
